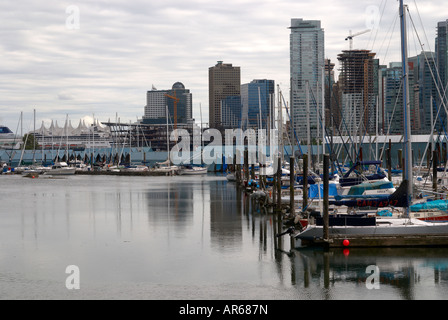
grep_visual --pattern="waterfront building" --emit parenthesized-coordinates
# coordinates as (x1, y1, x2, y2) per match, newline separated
(289, 18, 325, 143)
(240, 79, 275, 130)
(31, 119, 112, 150)
(209, 61, 241, 130)
(142, 82, 193, 126)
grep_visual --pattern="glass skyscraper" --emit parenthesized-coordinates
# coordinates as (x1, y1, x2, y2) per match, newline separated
(289, 19, 325, 142)
(436, 20, 448, 97)
(240, 79, 275, 130)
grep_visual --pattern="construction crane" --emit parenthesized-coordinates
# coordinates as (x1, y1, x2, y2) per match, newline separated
(164, 92, 180, 129)
(345, 29, 370, 50)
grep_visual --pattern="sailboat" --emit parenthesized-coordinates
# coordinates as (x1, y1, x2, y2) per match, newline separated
(292, 0, 448, 247)
(152, 106, 179, 175)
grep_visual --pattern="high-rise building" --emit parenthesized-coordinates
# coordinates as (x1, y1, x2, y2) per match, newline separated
(221, 96, 242, 129)
(436, 20, 448, 96)
(208, 61, 241, 129)
(409, 52, 437, 134)
(337, 50, 378, 135)
(142, 82, 192, 126)
(240, 79, 275, 130)
(289, 19, 325, 142)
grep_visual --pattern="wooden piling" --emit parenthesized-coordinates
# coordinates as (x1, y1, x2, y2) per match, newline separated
(244, 149, 249, 185)
(276, 156, 282, 211)
(289, 156, 295, 217)
(323, 154, 330, 242)
(433, 150, 438, 195)
(387, 148, 392, 182)
(303, 154, 308, 211)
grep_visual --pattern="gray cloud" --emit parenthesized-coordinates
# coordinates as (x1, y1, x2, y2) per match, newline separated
(0, 0, 446, 130)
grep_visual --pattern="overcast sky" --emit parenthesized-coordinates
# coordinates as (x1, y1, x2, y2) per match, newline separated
(0, 0, 446, 133)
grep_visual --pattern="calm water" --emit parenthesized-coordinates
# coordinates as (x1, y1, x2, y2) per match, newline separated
(1, 173, 448, 300)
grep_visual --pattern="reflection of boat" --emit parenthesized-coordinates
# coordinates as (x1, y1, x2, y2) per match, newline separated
(226, 172, 236, 182)
(293, 247, 448, 296)
(178, 165, 207, 175)
(43, 162, 76, 175)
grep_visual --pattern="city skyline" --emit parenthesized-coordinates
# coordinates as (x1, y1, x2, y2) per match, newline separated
(0, 0, 446, 133)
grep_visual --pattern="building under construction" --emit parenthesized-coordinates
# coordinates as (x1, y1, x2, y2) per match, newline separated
(337, 50, 379, 135)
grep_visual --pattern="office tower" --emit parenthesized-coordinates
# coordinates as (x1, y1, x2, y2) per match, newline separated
(289, 19, 325, 142)
(436, 20, 448, 96)
(221, 96, 242, 128)
(167, 82, 193, 126)
(337, 49, 378, 135)
(240, 79, 275, 130)
(381, 62, 414, 134)
(142, 82, 193, 126)
(409, 52, 438, 134)
(209, 61, 241, 129)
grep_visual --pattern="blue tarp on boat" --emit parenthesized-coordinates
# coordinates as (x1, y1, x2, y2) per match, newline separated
(309, 184, 338, 198)
(410, 200, 448, 212)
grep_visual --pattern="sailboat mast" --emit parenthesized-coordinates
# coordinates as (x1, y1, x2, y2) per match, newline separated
(399, 0, 413, 204)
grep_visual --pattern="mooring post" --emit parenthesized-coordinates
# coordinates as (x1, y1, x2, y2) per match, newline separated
(289, 156, 295, 217)
(387, 148, 392, 182)
(244, 149, 249, 186)
(303, 154, 308, 212)
(433, 150, 438, 196)
(276, 156, 282, 211)
(323, 154, 330, 242)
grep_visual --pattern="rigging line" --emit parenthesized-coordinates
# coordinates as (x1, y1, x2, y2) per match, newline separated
(412, 0, 434, 53)
(367, 0, 388, 53)
(376, 10, 399, 63)
(417, 97, 445, 175)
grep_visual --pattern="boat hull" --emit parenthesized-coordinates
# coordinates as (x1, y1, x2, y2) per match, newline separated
(295, 218, 448, 247)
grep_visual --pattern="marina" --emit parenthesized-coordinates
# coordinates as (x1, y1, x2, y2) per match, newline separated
(1, 0, 448, 302)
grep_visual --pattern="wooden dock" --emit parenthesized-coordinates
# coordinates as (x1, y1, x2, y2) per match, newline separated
(301, 234, 448, 248)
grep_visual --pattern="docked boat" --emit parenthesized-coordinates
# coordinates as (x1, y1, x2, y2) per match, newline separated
(43, 162, 76, 175)
(121, 164, 149, 172)
(178, 165, 208, 175)
(152, 159, 179, 175)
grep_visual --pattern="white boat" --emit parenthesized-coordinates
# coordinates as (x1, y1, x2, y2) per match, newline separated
(178, 165, 208, 175)
(295, 215, 448, 247)
(43, 162, 76, 175)
(152, 159, 179, 174)
(121, 164, 149, 172)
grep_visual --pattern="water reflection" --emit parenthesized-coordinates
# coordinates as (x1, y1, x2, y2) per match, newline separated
(2, 174, 448, 299)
